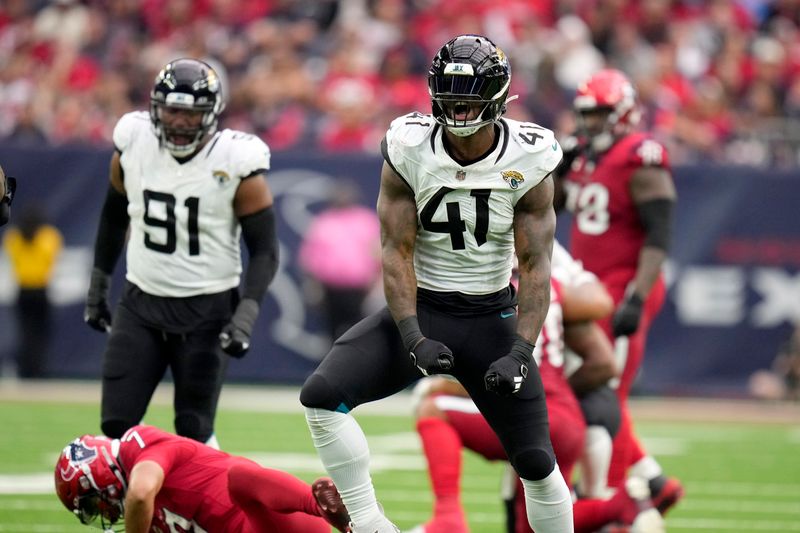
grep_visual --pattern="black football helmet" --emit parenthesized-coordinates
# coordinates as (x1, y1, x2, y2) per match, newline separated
(150, 58, 225, 157)
(428, 34, 512, 137)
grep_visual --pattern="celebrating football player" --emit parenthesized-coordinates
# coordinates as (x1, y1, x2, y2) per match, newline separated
(556, 68, 683, 514)
(84, 58, 279, 446)
(300, 35, 572, 533)
(55, 424, 351, 533)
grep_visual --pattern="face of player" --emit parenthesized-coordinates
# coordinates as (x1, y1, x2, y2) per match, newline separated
(441, 100, 484, 124)
(578, 107, 614, 138)
(158, 106, 206, 147)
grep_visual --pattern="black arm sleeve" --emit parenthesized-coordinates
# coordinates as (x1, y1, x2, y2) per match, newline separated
(0, 176, 15, 226)
(637, 198, 674, 252)
(93, 185, 130, 273)
(239, 206, 279, 302)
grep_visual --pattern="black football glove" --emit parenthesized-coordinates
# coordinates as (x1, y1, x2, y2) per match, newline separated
(410, 337, 454, 376)
(612, 293, 644, 337)
(397, 316, 454, 375)
(220, 298, 259, 358)
(84, 267, 112, 333)
(485, 336, 535, 396)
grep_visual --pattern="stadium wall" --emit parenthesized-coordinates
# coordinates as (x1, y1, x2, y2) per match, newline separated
(0, 144, 797, 396)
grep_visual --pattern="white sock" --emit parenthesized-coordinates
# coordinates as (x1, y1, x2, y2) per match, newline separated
(578, 425, 613, 498)
(204, 434, 220, 450)
(521, 464, 574, 533)
(629, 455, 663, 481)
(304, 407, 386, 528)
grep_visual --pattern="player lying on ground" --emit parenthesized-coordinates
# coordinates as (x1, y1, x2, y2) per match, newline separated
(55, 424, 351, 533)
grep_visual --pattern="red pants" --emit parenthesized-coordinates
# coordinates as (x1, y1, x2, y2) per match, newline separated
(598, 276, 666, 488)
(227, 462, 331, 533)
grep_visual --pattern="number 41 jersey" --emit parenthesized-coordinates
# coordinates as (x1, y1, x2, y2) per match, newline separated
(113, 111, 271, 298)
(382, 113, 562, 295)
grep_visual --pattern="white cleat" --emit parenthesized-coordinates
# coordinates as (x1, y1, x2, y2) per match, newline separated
(626, 477, 665, 533)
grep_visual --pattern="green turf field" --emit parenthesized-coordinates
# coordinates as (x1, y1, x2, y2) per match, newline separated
(1, 395, 798, 532)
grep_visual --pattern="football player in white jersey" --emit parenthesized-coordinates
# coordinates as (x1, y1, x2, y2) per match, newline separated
(84, 58, 278, 446)
(0, 164, 16, 226)
(300, 35, 573, 533)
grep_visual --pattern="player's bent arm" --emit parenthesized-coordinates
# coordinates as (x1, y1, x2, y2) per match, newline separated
(629, 166, 676, 299)
(560, 279, 614, 322)
(92, 151, 129, 274)
(378, 161, 419, 323)
(564, 321, 617, 395)
(233, 173, 278, 302)
(124, 460, 165, 533)
(513, 176, 556, 343)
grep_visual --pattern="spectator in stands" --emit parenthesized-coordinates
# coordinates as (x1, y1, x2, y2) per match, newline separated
(2, 1, 800, 164)
(2, 203, 63, 378)
(298, 181, 381, 340)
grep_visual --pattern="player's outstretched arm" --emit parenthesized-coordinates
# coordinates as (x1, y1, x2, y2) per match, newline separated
(614, 166, 676, 337)
(378, 162, 453, 375)
(513, 176, 556, 344)
(564, 321, 617, 395)
(124, 460, 165, 533)
(485, 176, 556, 396)
(221, 173, 279, 357)
(85, 151, 129, 332)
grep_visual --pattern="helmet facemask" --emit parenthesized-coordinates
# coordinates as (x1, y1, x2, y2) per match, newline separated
(428, 35, 512, 137)
(55, 437, 127, 532)
(574, 69, 640, 152)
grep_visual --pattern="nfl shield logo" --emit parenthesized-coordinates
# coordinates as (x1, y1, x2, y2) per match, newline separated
(455, 170, 466, 181)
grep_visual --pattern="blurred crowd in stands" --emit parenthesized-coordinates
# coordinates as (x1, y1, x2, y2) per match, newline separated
(1, 0, 800, 167)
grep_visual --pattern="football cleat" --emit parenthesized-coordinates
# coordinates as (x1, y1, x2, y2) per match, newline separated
(623, 477, 664, 533)
(312, 477, 352, 533)
(649, 475, 684, 516)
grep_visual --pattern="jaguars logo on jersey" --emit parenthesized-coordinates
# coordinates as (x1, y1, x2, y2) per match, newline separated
(501, 170, 524, 190)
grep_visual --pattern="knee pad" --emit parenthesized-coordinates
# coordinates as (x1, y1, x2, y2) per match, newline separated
(510, 447, 555, 481)
(579, 386, 621, 437)
(300, 373, 347, 412)
(101, 419, 134, 439)
(175, 412, 213, 443)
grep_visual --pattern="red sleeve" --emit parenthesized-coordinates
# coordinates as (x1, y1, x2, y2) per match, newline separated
(626, 134, 671, 170)
(120, 425, 187, 475)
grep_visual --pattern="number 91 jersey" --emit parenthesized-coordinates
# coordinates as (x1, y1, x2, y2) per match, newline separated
(382, 113, 562, 295)
(113, 111, 271, 297)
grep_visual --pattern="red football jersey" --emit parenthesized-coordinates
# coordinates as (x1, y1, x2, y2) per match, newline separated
(534, 280, 577, 406)
(564, 132, 672, 286)
(117, 425, 249, 533)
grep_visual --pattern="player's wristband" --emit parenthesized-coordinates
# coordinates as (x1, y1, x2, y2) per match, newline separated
(509, 335, 535, 362)
(397, 316, 425, 353)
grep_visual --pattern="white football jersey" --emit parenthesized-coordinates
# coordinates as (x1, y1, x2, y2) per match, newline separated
(551, 239, 598, 288)
(383, 112, 562, 295)
(113, 111, 271, 297)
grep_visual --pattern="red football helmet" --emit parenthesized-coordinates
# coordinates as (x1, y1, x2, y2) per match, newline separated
(55, 435, 127, 531)
(573, 68, 640, 151)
